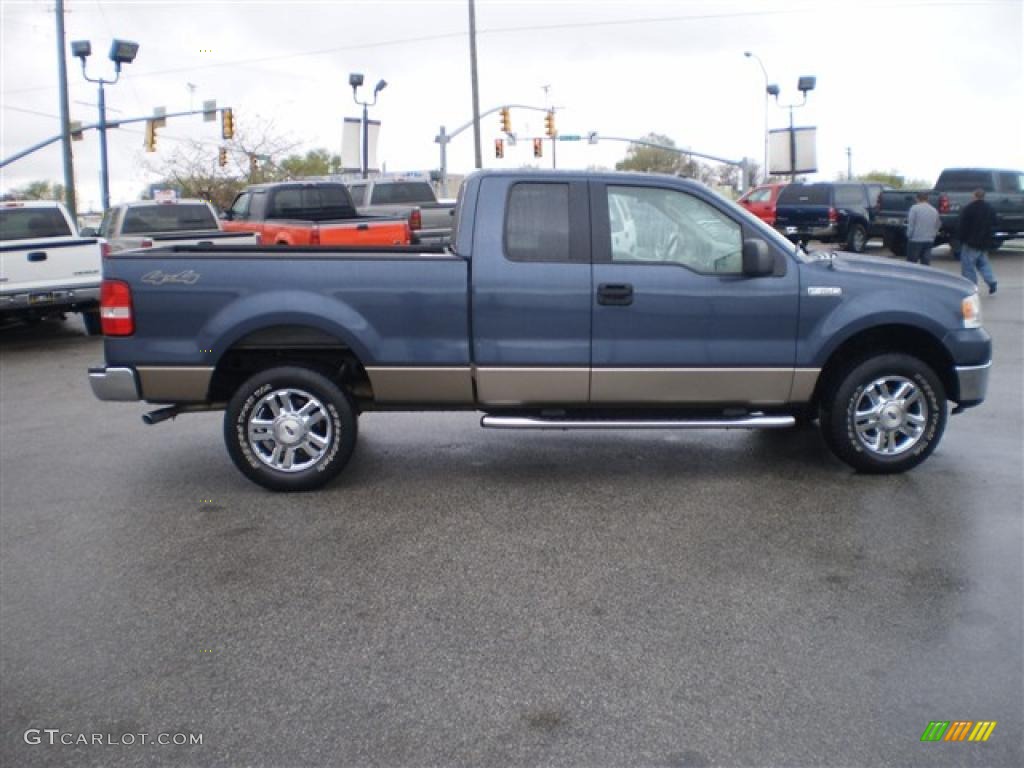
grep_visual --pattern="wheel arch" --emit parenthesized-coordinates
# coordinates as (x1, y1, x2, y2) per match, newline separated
(811, 323, 957, 408)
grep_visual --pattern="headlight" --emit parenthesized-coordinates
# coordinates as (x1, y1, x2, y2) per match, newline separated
(961, 292, 982, 329)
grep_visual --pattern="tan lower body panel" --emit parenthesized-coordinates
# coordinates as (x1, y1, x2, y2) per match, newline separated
(474, 367, 589, 406)
(365, 366, 820, 406)
(137, 366, 214, 402)
(365, 367, 474, 403)
(590, 368, 821, 405)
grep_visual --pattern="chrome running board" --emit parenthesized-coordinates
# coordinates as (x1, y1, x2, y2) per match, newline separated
(480, 414, 796, 430)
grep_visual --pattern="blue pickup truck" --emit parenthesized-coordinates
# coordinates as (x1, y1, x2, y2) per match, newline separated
(89, 170, 992, 491)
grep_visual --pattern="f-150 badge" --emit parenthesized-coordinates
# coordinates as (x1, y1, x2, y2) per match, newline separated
(807, 286, 842, 296)
(141, 269, 200, 286)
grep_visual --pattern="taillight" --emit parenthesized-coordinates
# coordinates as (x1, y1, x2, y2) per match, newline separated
(140, 238, 153, 248)
(410, 209, 422, 231)
(310, 226, 320, 246)
(100, 279, 134, 336)
(828, 207, 838, 223)
(938, 194, 950, 214)
(100, 241, 111, 258)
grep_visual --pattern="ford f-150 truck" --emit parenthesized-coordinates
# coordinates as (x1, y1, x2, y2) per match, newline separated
(876, 168, 1024, 255)
(1, 200, 103, 333)
(346, 178, 455, 245)
(95, 199, 258, 254)
(221, 181, 412, 246)
(88, 170, 992, 491)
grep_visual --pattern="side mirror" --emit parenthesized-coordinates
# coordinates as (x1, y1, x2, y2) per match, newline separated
(220, 210, 232, 221)
(742, 239, 774, 277)
(80, 226, 97, 237)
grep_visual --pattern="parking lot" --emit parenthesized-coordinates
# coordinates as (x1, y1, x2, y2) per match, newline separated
(1, 245, 1021, 767)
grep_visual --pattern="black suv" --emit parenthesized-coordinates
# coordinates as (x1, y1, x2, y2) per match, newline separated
(773, 182, 887, 253)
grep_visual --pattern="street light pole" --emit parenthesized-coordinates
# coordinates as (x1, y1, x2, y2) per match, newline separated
(55, 0, 77, 221)
(744, 51, 772, 181)
(72, 38, 138, 211)
(350, 74, 387, 180)
(467, 0, 483, 169)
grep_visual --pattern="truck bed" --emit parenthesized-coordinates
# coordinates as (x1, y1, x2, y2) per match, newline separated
(101, 244, 468, 369)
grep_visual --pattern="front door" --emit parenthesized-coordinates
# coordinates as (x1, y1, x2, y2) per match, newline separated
(589, 181, 800, 406)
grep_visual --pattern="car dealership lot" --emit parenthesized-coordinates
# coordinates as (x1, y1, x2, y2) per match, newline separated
(2, 249, 1021, 767)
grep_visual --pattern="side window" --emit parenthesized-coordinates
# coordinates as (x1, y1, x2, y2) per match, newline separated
(606, 187, 745, 276)
(230, 193, 251, 220)
(249, 191, 267, 221)
(504, 183, 570, 263)
(998, 172, 1023, 193)
(748, 188, 771, 203)
(607, 186, 743, 274)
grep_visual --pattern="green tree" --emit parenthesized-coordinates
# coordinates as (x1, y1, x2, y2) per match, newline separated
(843, 169, 931, 189)
(615, 133, 684, 174)
(276, 149, 342, 180)
(2, 180, 65, 201)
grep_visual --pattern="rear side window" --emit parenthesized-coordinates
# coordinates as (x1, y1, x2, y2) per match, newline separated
(504, 183, 570, 263)
(0, 207, 72, 240)
(936, 170, 994, 191)
(746, 188, 772, 203)
(777, 184, 830, 205)
(121, 204, 217, 234)
(370, 182, 434, 205)
(348, 184, 367, 205)
(834, 186, 865, 206)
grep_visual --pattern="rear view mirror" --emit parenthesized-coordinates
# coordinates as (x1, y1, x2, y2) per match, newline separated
(742, 239, 774, 277)
(220, 211, 232, 221)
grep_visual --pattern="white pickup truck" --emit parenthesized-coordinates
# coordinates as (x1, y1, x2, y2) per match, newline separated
(0, 200, 103, 333)
(92, 199, 258, 254)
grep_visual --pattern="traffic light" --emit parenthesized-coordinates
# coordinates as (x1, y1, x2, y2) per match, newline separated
(218, 147, 227, 168)
(499, 107, 511, 134)
(533, 138, 543, 158)
(221, 108, 234, 140)
(494, 138, 504, 159)
(544, 110, 556, 138)
(249, 154, 258, 174)
(144, 119, 157, 152)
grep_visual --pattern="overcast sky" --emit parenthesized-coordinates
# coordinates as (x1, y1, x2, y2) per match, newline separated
(1, 0, 1021, 210)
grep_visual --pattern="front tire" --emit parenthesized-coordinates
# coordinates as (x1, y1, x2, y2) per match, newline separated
(82, 308, 102, 336)
(224, 366, 358, 491)
(820, 353, 946, 473)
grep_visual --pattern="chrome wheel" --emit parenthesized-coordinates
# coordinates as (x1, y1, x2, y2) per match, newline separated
(246, 387, 332, 473)
(853, 376, 927, 456)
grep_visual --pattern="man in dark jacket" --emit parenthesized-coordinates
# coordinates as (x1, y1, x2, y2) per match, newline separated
(957, 188, 998, 294)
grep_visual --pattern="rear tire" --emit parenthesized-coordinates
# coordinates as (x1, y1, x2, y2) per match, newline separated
(224, 366, 358, 491)
(883, 230, 906, 256)
(846, 222, 867, 253)
(820, 353, 946, 473)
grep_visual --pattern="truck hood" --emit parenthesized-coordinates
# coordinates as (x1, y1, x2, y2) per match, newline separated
(804, 250, 974, 295)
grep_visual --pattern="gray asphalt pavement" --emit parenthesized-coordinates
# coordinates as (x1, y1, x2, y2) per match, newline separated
(2, 246, 1021, 768)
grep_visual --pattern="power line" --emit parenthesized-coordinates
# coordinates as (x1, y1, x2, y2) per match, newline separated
(2, 1, 1015, 96)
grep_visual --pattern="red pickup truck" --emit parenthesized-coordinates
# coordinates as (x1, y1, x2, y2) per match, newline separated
(221, 181, 413, 246)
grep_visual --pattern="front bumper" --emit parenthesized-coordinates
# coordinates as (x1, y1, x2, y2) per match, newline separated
(88, 366, 140, 401)
(953, 361, 991, 409)
(776, 224, 838, 241)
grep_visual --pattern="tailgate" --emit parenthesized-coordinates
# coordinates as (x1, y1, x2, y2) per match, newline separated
(0, 239, 102, 293)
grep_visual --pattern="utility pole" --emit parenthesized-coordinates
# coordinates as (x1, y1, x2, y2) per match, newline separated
(467, 0, 483, 169)
(846, 146, 852, 180)
(55, 0, 77, 220)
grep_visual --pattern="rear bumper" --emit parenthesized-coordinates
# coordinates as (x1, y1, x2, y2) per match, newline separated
(953, 361, 991, 409)
(0, 284, 100, 313)
(776, 224, 838, 241)
(89, 366, 141, 401)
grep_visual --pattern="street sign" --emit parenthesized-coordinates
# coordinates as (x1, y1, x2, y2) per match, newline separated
(70, 121, 83, 141)
(153, 106, 166, 128)
(558, 135, 581, 142)
(203, 100, 217, 122)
